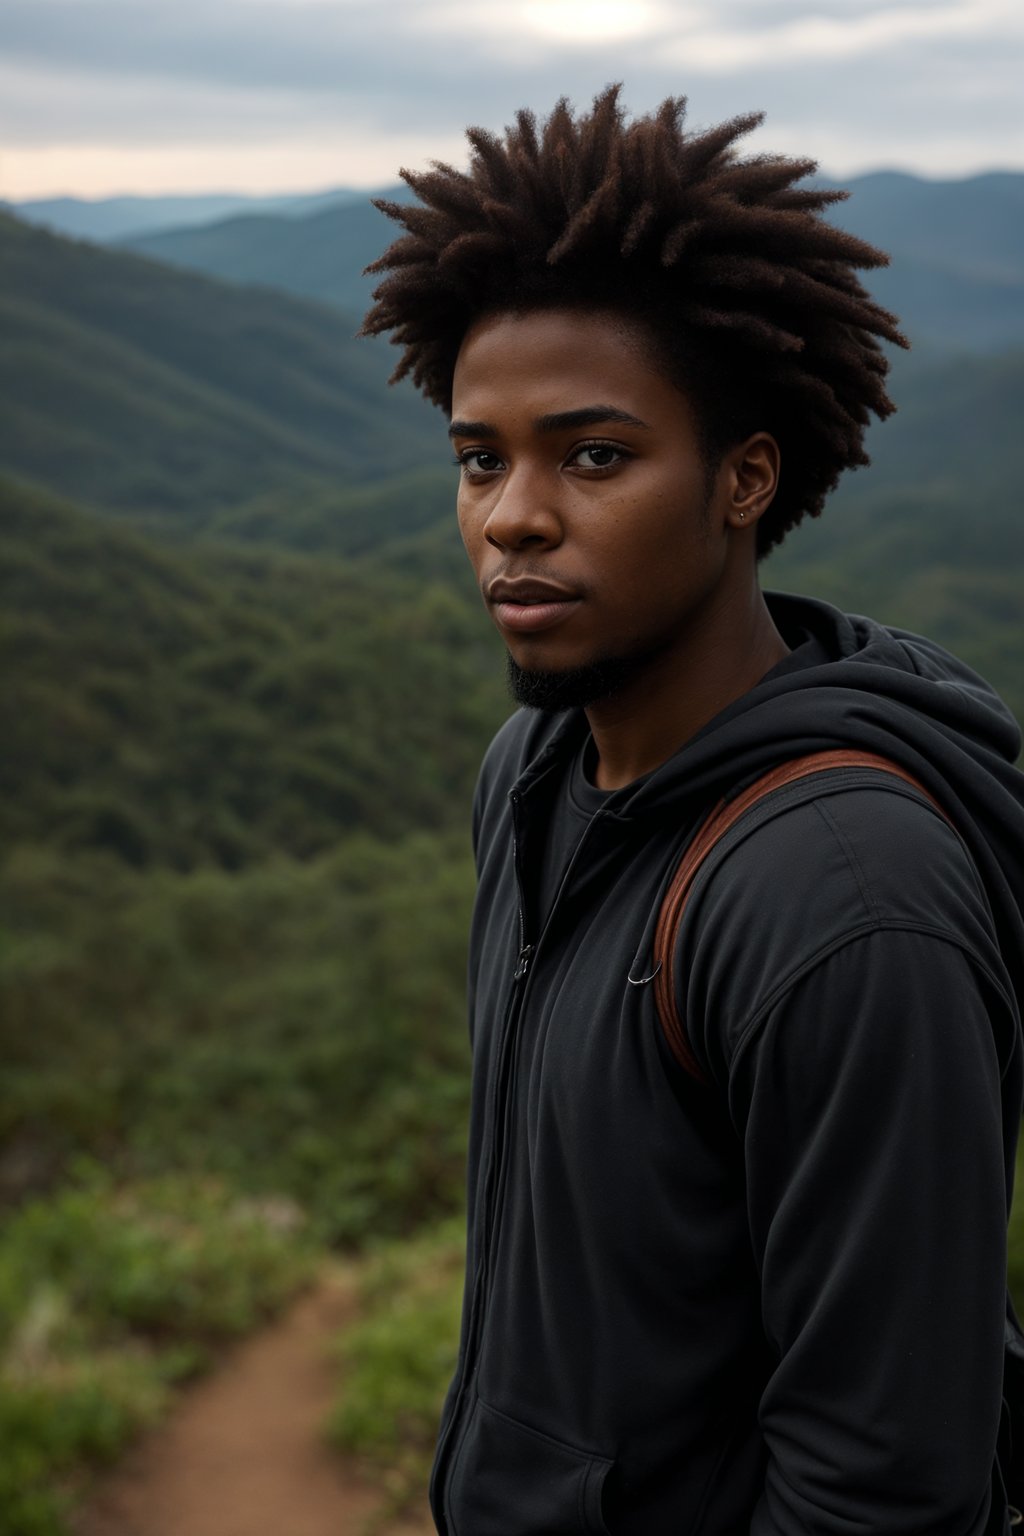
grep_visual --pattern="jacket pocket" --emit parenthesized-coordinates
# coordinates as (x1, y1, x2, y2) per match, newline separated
(446, 1393, 613, 1536)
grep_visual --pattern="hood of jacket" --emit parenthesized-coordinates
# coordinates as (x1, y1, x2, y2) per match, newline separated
(510, 590, 1024, 1006)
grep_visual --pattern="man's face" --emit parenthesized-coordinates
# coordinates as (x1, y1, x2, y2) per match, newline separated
(449, 307, 737, 710)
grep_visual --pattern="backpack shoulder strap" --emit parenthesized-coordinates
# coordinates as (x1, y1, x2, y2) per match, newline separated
(653, 748, 951, 1081)
(651, 752, 1020, 1527)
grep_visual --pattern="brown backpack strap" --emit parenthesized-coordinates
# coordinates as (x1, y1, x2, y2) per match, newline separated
(653, 749, 952, 1081)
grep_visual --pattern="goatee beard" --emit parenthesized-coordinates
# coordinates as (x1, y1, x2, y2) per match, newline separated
(506, 652, 647, 712)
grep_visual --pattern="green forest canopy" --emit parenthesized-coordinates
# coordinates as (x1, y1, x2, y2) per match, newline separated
(1, 203, 1021, 1231)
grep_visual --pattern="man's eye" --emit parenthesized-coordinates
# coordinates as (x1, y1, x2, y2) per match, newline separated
(456, 449, 503, 475)
(571, 442, 626, 470)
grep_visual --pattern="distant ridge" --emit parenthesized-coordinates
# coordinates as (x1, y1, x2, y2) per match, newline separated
(115, 172, 1024, 354)
(1, 186, 375, 243)
(823, 170, 1024, 279)
(115, 188, 414, 317)
(0, 211, 441, 520)
(819, 170, 1024, 351)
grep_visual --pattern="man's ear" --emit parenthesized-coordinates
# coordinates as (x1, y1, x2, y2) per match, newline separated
(722, 433, 780, 531)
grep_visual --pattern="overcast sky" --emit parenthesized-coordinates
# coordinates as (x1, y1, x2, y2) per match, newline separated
(2, 0, 1022, 200)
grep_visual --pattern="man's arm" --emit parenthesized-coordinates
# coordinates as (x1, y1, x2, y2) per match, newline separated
(730, 928, 1011, 1535)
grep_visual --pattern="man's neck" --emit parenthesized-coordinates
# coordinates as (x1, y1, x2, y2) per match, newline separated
(586, 588, 789, 791)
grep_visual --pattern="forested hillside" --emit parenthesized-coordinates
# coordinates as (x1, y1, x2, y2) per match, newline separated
(0, 461, 497, 1528)
(767, 349, 1024, 724)
(0, 211, 440, 519)
(1, 477, 503, 864)
(2, 204, 1023, 1534)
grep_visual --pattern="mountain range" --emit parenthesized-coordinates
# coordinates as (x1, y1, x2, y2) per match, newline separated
(0, 210, 440, 520)
(110, 170, 1024, 354)
(0, 185, 373, 243)
(10, 171, 1024, 352)
(2, 177, 1022, 869)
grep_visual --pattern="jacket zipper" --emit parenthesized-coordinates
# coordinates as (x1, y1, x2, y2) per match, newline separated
(432, 793, 607, 1530)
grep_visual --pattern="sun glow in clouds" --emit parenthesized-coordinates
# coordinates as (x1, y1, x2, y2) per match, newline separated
(520, 0, 669, 44)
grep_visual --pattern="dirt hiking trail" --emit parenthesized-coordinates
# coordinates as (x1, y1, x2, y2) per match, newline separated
(73, 1269, 434, 1536)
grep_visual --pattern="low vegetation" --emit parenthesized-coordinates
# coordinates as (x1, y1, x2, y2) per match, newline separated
(0, 1169, 313, 1536)
(0, 833, 476, 1243)
(328, 1221, 465, 1520)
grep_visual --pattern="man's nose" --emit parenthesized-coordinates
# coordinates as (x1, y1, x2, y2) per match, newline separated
(481, 467, 562, 551)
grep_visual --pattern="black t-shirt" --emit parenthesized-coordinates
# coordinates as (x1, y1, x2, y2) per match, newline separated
(533, 622, 829, 928)
(535, 737, 616, 928)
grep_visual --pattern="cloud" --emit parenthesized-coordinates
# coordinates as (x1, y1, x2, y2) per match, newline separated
(658, 0, 1023, 71)
(2, 0, 1018, 94)
(0, 0, 1020, 195)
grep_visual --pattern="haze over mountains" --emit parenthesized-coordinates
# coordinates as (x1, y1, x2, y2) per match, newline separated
(119, 171, 1024, 353)
(1, 185, 376, 243)
(12, 172, 1023, 355)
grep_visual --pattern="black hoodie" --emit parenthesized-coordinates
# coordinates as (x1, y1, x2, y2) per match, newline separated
(429, 593, 1024, 1536)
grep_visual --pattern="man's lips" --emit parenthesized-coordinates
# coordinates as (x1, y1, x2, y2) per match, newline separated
(486, 577, 582, 634)
(494, 598, 581, 633)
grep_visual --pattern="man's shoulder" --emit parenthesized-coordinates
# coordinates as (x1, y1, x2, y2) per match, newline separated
(681, 774, 1019, 1075)
(691, 773, 989, 950)
(682, 773, 1003, 1056)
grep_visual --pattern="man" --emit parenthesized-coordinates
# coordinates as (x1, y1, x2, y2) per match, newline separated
(363, 88, 1024, 1534)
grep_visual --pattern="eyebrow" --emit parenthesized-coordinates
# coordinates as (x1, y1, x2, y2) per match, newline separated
(447, 405, 651, 439)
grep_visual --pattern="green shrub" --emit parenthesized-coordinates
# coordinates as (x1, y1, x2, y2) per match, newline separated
(327, 1221, 464, 1516)
(0, 1168, 310, 1344)
(0, 1169, 313, 1536)
(0, 835, 475, 1243)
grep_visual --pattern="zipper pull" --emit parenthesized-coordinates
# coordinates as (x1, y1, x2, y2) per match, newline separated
(514, 944, 533, 980)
